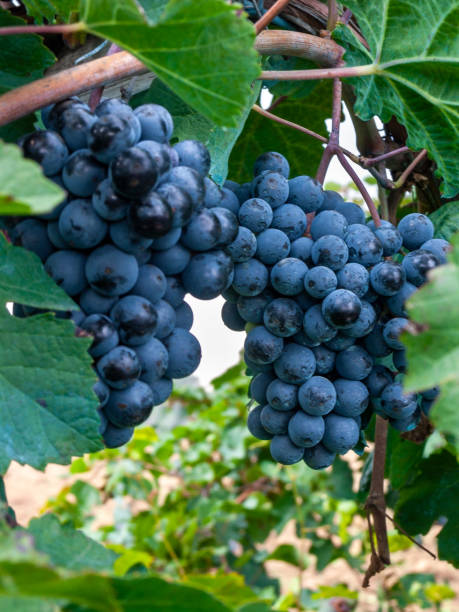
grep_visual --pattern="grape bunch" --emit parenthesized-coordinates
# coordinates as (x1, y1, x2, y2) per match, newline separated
(8, 96, 239, 449)
(219, 152, 449, 469)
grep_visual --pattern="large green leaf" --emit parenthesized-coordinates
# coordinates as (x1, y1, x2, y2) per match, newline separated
(21, 0, 79, 23)
(0, 142, 66, 215)
(395, 451, 459, 566)
(0, 9, 56, 141)
(131, 79, 260, 184)
(402, 233, 459, 451)
(28, 514, 117, 571)
(0, 312, 102, 474)
(137, 0, 169, 23)
(80, 0, 260, 127)
(335, 0, 459, 197)
(0, 235, 75, 311)
(228, 81, 332, 183)
(430, 201, 459, 240)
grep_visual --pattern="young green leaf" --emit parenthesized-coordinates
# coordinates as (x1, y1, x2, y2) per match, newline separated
(0, 235, 75, 311)
(80, 0, 260, 127)
(20, 1, 79, 24)
(335, 0, 459, 197)
(402, 232, 459, 451)
(131, 79, 260, 184)
(0, 142, 66, 216)
(0, 314, 102, 474)
(229, 81, 332, 183)
(430, 201, 459, 240)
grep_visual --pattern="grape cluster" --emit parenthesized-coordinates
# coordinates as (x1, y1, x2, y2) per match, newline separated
(8, 96, 239, 448)
(219, 152, 448, 469)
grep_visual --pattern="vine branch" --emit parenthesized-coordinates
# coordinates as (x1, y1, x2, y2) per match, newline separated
(363, 416, 390, 587)
(0, 23, 82, 36)
(393, 149, 428, 189)
(337, 150, 381, 227)
(255, 0, 292, 33)
(259, 64, 375, 80)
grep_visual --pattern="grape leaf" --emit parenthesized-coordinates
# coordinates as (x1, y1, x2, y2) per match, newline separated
(21, 1, 79, 23)
(0, 235, 75, 311)
(228, 80, 332, 183)
(335, 0, 459, 197)
(0, 142, 66, 215)
(430, 201, 459, 240)
(395, 451, 459, 566)
(402, 232, 459, 451)
(28, 514, 117, 571)
(0, 9, 56, 141)
(131, 79, 260, 184)
(0, 313, 102, 474)
(137, 0, 169, 23)
(80, 0, 260, 127)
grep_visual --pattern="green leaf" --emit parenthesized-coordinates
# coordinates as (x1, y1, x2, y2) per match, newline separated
(0, 142, 66, 215)
(265, 544, 303, 567)
(131, 79, 260, 184)
(395, 451, 459, 566)
(137, 0, 169, 23)
(21, 1, 79, 23)
(386, 428, 424, 489)
(81, 0, 260, 127)
(228, 81, 332, 183)
(0, 235, 75, 311)
(0, 313, 103, 474)
(430, 201, 459, 240)
(238, 604, 274, 612)
(28, 514, 117, 571)
(402, 233, 459, 451)
(183, 573, 259, 609)
(0, 9, 55, 142)
(335, 0, 459, 197)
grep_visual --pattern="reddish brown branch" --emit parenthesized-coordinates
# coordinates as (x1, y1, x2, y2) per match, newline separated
(362, 416, 390, 587)
(385, 513, 436, 559)
(255, 29, 343, 66)
(327, 0, 339, 32)
(0, 23, 82, 36)
(316, 76, 342, 184)
(393, 149, 428, 188)
(255, 0, 292, 33)
(259, 64, 374, 80)
(337, 150, 382, 227)
(361, 146, 410, 167)
(253, 103, 328, 143)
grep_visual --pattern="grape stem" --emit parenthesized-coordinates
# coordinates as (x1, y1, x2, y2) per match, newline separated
(259, 64, 376, 80)
(315, 76, 342, 184)
(385, 513, 436, 559)
(361, 146, 410, 167)
(88, 44, 121, 111)
(327, 0, 339, 32)
(337, 150, 382, 227)
(393, 149, 428, 189)
(254, 0, 292, 34)
(362, 416, 390, 587)
(0, 23, 83, 35)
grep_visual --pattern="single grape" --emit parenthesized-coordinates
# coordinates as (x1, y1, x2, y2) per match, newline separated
(421, 238, 450, 264)
(131, 265, 167, 304)
(310, 210, 348, 241)
(110, 146, 159, 198)
(182, 250, 233, 300)
(311, 345, 336, 375)
(362, 323, 392, 357)
(57, 105, 97, 151)
(85, 245, 139, 296)
(92, 178, 129, 221)
(263, 298, 303, 337)
(274, 343, 316, 385)
(175, 300, 193, 330)
(322, 289, 362, 329)
(304, 266, 337, 299)
(150, 377, 173, 405)
(303, 443, 336, 469)
(219, 187, 240, 214)
(135, 337, 169, 383)
(288, 411, 324, 447)
(336, 263, 369, 298)
(290, 237, 313, 263)
(164, 276, 186, 307)
(322, 414, 360, 454)
(393, 348, 407, 372)
(79, 288, 117, 315)
(342, 301, 376, 338)
(335, 345, 373, 381)
(324, 333, 355, 352)
(247, 405, 273, 440)
(238, 198, 273, 233)
(261, 404, 296, 434)
(256, 228, 291, 265)
(249, 372, 275, 405)
(402, 249, 439, 287)
(288, 175, 324, 212)
(271, 204, 307, 240)
(62, 149, 106, 197)
(134, 103, 174, 143)
(150, 244, 191, 276)
(109, 220, 153, 256)
(386, 281, 417, 317)
(173, 139, 211, 175)
(334, 200, 366, 225)
(163, 328, 201, 378)
(129, 192, 173, 238)
(333, 379, 369, 417)
(110, 295, 158, 346)
(212, 207, 239, 246)
(95, 99, 141, 141)
(45, 250, 86, 296)
(59, 199, 107, 249)
(298, 376, 336, 416)
(252, 171, 289, 208)
(181, 209, 222, 251)
(270, 434, 304, 464)
(345, 225, 383, 266)
(311, 235, 348, 271)
(94, 380, 110, 407)
(383, 317, 408, 350)
(14, 219, 54, 262)
(165, 165, 205, 209)
(232, 258, 269, 296)
(370, 261, 405, 296)
(303, 304, 337, 343)
(397, 213, 434, 250)
(374, 226, 403, 256)
(103, 422, 134, 448)
(22, 130, 68, 176)
(81, 314, 119, 358)
(271, 257, 308, 296)
(225, 226, 257, 263)
(105, 380, 154, 427)
(156, 182, 194, 228)
(364, 365, 393, 397)
(237, 290, 274, 324)
(254, 151, 289, 178)
(88, 113, 138, 163)
(97, 345, 141, 389)
(317, 189, 343, 212)
(380, 382, 417, 419)
(151, 227, 182, 251)
(390, 408, 421, 432)
(244, 325, 284, 365)
(266, 379, 298, 411)
(203, 177, 222, 208)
